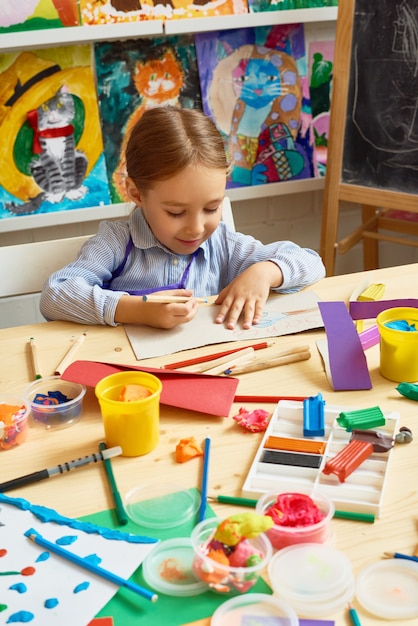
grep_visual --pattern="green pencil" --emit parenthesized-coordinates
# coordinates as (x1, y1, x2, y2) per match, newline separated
(208, 495, 259, 507)
(99, 442, 128, 526)
(333, 510, 375, 523)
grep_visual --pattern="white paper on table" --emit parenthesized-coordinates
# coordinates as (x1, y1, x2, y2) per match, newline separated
(0, 497, 157, 626)
(125, 290, 324, 360)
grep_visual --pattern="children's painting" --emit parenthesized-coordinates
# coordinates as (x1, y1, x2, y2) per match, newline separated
(0, 493, 157, 625)
(308, 40, 334, 176)
(248, 0, 337, 12)
(95, 36, 202, 203)
(125, 290, 323, 359)
(0, 0, 80, 32)
(195, 25, 317, 189)
(0, 46, 111, 221)
(80, 0, 247, 24)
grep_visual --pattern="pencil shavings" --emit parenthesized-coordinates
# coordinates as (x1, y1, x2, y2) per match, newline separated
(233, 407, 271, 433)
(175, 437, 204, 463)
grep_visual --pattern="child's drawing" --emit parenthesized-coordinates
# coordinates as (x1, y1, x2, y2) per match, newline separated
(125, 290, 323, 359)
(0, 0, 80, 31)
(95, 36, 202, 203)
(308, 40, 334, 176)
(248, 0, 338, 11)
(0, 46, 111, 221)
(195, 25, 316, 188)
(0, 493, 156, 625)
(79, 0, 247, 24)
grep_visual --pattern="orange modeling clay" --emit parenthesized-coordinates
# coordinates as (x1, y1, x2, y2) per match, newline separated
(175, 436, 204, 463)
(119, 384, 151, 401)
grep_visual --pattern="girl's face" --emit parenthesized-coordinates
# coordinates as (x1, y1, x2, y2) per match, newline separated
(126, 164, 227, 255)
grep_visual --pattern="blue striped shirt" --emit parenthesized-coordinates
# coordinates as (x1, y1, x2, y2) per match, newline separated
(40, 207, 325, 326)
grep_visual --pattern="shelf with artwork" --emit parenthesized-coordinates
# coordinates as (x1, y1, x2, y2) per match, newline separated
(0, 3, 336, 232)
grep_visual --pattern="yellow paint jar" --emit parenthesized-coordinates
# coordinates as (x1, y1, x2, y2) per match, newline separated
(95, 371, 162, 457)
(376, 307, 418, 382)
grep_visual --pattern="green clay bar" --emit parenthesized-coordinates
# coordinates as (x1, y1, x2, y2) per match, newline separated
(337, 406, 385, 431)
(396, 382, 418, 401)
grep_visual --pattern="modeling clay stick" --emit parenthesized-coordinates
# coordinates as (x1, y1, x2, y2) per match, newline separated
(163, 342, 271, 370)
(396, 382, 418, 401)
(0, 447, 123, 493)
(29, 337, 42, 380)
(358, 325, 380, 350)
(25, 528, 158, 602)
(322, 440, 373, 483)
(264, 435, 326, 455)
(198, 437, 211, 523)
(99, 442, 128, 526)
(303, 393, 325, 436)
(55, 332, 87, 375)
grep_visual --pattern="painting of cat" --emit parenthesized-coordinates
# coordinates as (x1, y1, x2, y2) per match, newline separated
(113, 49, 184, 201)
(5, 86, 88, 215)
(94, 36, 202, 203)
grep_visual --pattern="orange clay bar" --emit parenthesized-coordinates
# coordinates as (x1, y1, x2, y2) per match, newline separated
(119, 384, 152, 401)
(175, 437, 204, 463)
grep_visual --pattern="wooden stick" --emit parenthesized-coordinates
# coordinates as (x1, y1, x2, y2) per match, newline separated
(181, 347, 255, 373)
(55, 333, 87, 376)
(163, 341, 272, 370)
(204, 350, 256, 376)
(225, 350, 311, 375)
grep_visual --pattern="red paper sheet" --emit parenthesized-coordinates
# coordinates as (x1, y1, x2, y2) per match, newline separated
(62, 360, 239, 417)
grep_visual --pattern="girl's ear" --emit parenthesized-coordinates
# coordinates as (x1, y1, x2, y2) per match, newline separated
(125, 177, 142, 205)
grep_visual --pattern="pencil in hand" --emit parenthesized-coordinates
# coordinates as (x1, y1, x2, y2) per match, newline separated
(142, 295, 208, 303)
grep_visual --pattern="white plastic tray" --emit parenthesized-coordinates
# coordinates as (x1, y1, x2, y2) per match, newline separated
(241, 400, 399, 517)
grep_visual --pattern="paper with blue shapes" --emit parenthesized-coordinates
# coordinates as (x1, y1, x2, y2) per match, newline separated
(125, 290, 322, 360)
(0, 494, 157, 626)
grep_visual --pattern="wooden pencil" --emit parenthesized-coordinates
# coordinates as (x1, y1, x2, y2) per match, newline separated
(163, 341, 272, 370)
(55, 332, 87, 376)
(142, 295, 208, 303)
(29, 337, 42, 380)
(225, 350, 311, 375)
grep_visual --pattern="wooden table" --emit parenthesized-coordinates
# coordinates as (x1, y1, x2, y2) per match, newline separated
(1, 263, 418, 626)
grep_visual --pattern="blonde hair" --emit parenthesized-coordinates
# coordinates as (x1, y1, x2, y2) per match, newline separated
(126, 106, 228, 190)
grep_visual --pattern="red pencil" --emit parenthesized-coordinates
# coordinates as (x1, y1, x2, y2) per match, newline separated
(234, 395, 308, 403)
(163, 342, 271, 370)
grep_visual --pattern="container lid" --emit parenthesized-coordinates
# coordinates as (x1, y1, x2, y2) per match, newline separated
(142, 538, 207, 596)
(268, 543, 355, 617)
(124, 484, 200, 529)
(211, 593, 299, 626)
(356, 558, 418, 619)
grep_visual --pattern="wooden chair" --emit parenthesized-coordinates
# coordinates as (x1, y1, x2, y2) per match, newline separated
(0, 198, 235, 328)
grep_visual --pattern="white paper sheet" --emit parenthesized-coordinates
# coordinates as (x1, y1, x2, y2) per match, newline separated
(125, 291, 323, 360)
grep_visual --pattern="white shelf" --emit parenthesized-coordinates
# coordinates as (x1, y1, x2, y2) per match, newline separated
(0, 21, 164, 52)
(165, 7, 337, 34)
(228, 177, 325, 202)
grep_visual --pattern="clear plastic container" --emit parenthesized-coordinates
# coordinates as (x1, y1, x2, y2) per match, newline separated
(0, 395, 30, 449)
(211, 593, 298, 626)
(25, 375, 85, 429)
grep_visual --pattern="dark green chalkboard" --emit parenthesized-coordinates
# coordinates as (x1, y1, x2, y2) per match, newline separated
(342, 0, 418, 194)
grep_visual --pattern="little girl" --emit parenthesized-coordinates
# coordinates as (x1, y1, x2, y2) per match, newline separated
(41, 106, 325, 330)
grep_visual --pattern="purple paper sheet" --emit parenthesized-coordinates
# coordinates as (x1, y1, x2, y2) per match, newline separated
(299, 620, 335, 626)
(350, 299, 418, 320)
(318, 302, 372, 390)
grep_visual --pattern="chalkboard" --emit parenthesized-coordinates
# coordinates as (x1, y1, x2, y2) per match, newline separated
(342, 0, 418, 194)
(320, 0, 418, 276)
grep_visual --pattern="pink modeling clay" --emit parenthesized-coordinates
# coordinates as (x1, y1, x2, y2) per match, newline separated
(233, 407, 271, 432)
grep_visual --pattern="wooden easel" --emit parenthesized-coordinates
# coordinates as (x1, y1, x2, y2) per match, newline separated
(320, 0, 418, 276)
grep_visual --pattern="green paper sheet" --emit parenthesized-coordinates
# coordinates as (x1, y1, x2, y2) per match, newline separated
(81, 489, 272, 625)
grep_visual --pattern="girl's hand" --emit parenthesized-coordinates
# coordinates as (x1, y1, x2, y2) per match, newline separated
(115, 289, 200, 328)
(214, 262, 283, 330)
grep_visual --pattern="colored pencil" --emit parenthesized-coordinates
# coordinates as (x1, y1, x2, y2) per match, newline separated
(234, 395, 308, 403)
(208, 495, 259, 507)
(55, 332, 87, 375)
(198, 437, 211, 523)
(203, 349, 256, 376)
(225, 350, 311, 375)
(179, 346, 255, 373)
(29, 337, 42, 380)
(0, 446, 124, 493)
(162, 341, 272, 370)
(142, 295, 208, 303)
(383, 551, 418, 563)
(99, 442, 128, 526)
(25, 528, 158, 602)
(348, 603, 362, 626)
(333, 510, 375, 523)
